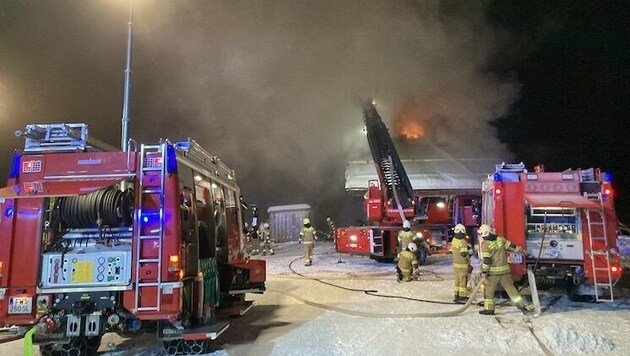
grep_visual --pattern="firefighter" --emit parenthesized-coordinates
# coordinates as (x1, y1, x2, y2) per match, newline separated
(396, 242, 419, 282)
(326, 217, 336, 241)
(299, 218, 317, 266)
(259, 222, 274, 256)
(478, 224, 529, 315)
(451, 223, 473, 303)
(397, 220, 415, 253)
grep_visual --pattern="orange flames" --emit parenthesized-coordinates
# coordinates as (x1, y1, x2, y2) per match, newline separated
(399, 121, 425, 140)
(394, 100, 426, 140)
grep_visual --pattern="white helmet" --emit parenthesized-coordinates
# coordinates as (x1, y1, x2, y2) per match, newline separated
(407, 242, 418, 252)
(453, 224, 466, 234)
(478, 224, 492, 238)
(402, 220, 411, 229)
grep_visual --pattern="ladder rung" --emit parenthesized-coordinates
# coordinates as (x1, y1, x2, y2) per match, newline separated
(139, 259, 159, 263)
(142, 188, 162, 194)
(137, 306, 159, 311)
(142, 167, 162, 172)
(140, 235, 161, 240)
(138, 282, 160, 287)
(590, 250, 608, 255)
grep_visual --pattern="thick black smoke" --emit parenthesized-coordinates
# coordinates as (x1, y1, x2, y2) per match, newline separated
(0, 0, 519, 226)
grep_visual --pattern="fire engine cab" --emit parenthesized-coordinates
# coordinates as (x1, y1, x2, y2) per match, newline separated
(0, 123, 265, 355)
(482, 162, 622, 301)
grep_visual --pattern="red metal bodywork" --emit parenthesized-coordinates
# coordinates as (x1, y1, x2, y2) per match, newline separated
(485, 166, 622, 287)
(0, 141, 265, 336)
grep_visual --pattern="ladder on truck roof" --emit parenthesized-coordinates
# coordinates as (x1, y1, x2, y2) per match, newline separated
(585, 192, 614, 302)
(134, 142, 167, 312)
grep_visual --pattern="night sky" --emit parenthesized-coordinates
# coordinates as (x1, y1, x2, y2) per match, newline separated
(0, 1, 628, 226)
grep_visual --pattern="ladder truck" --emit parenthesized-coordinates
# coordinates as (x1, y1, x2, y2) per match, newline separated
(0, 123, 265, 355)
(483, 162, 623, 301)
(335, 100, 430, 264)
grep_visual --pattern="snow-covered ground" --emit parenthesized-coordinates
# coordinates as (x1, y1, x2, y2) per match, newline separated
(5, 237, 630, 355)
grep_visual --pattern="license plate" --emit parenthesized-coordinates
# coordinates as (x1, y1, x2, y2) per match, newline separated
(508, 252, 523, 264)
(8, 296, 32, 314)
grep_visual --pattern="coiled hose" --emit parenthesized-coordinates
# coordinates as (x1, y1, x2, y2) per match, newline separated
(58, 187, 133, 228)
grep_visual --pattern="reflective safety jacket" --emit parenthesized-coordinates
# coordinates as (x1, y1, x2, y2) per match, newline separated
(451, 237, 471, 270)
(397, 250, 418, 273)
(481, 235, 519, 276)
(397, 230, 415, 249)
(300, 226, 317, 244)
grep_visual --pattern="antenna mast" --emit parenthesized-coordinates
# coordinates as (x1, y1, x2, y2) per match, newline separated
(120, 0, 133, 151)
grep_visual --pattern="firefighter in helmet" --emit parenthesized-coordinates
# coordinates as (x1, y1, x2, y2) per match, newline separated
(299, 218, 317, 266)
(451, 223, 473, 303)
(478, 224, 529, 315)
(397, 220, 415, 253)
(259, 222, 274, 256)
(396, 242, 419, 282)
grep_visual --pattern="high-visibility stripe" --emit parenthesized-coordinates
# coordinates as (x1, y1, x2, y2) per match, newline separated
(511, 295, 523, 304)
(489, 265, 510, 274)
(453, 263, 469, 269)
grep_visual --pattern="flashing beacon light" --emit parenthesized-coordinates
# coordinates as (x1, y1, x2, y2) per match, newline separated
(494, 187, 503, 196)
(603, 172, 613, 182)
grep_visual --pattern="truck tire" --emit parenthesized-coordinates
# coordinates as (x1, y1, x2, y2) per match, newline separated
(39, 336, 101, 356)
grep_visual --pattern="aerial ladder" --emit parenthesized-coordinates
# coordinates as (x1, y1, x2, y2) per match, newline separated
(362, 100, 417, 224)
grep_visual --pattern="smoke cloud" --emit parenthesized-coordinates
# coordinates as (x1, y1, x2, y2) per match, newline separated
(0, 0, 519, 225)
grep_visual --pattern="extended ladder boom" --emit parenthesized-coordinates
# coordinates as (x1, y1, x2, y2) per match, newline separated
(362, 100, 415, 210)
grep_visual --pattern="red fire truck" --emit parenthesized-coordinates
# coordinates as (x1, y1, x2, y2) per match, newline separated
(482, 162, 622, 301)
(335, 101, 482, 263)
(0, 123, 265, 354)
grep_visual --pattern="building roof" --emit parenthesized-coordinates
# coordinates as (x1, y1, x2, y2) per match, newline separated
(267, 204, 312, 213)
(345, 158, 498, 193)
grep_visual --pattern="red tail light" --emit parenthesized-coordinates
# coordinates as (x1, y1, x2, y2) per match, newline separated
(604, 187, 613, 197)
(168, 255, 180, 272)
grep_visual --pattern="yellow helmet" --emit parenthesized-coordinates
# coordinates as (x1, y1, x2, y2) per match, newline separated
(303, 218, 310, 225)
(453, 224, 466, 234)
(478, 224, 492, 238)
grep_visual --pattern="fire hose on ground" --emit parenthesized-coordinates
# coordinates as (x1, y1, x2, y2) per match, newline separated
(268, 273, 485, 318)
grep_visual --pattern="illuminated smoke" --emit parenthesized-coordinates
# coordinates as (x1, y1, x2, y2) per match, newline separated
(0, 0, 519, 224)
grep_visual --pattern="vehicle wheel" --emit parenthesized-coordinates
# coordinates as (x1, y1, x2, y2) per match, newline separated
(163, 339, 210, 355)
(39, 336, 101, 356)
